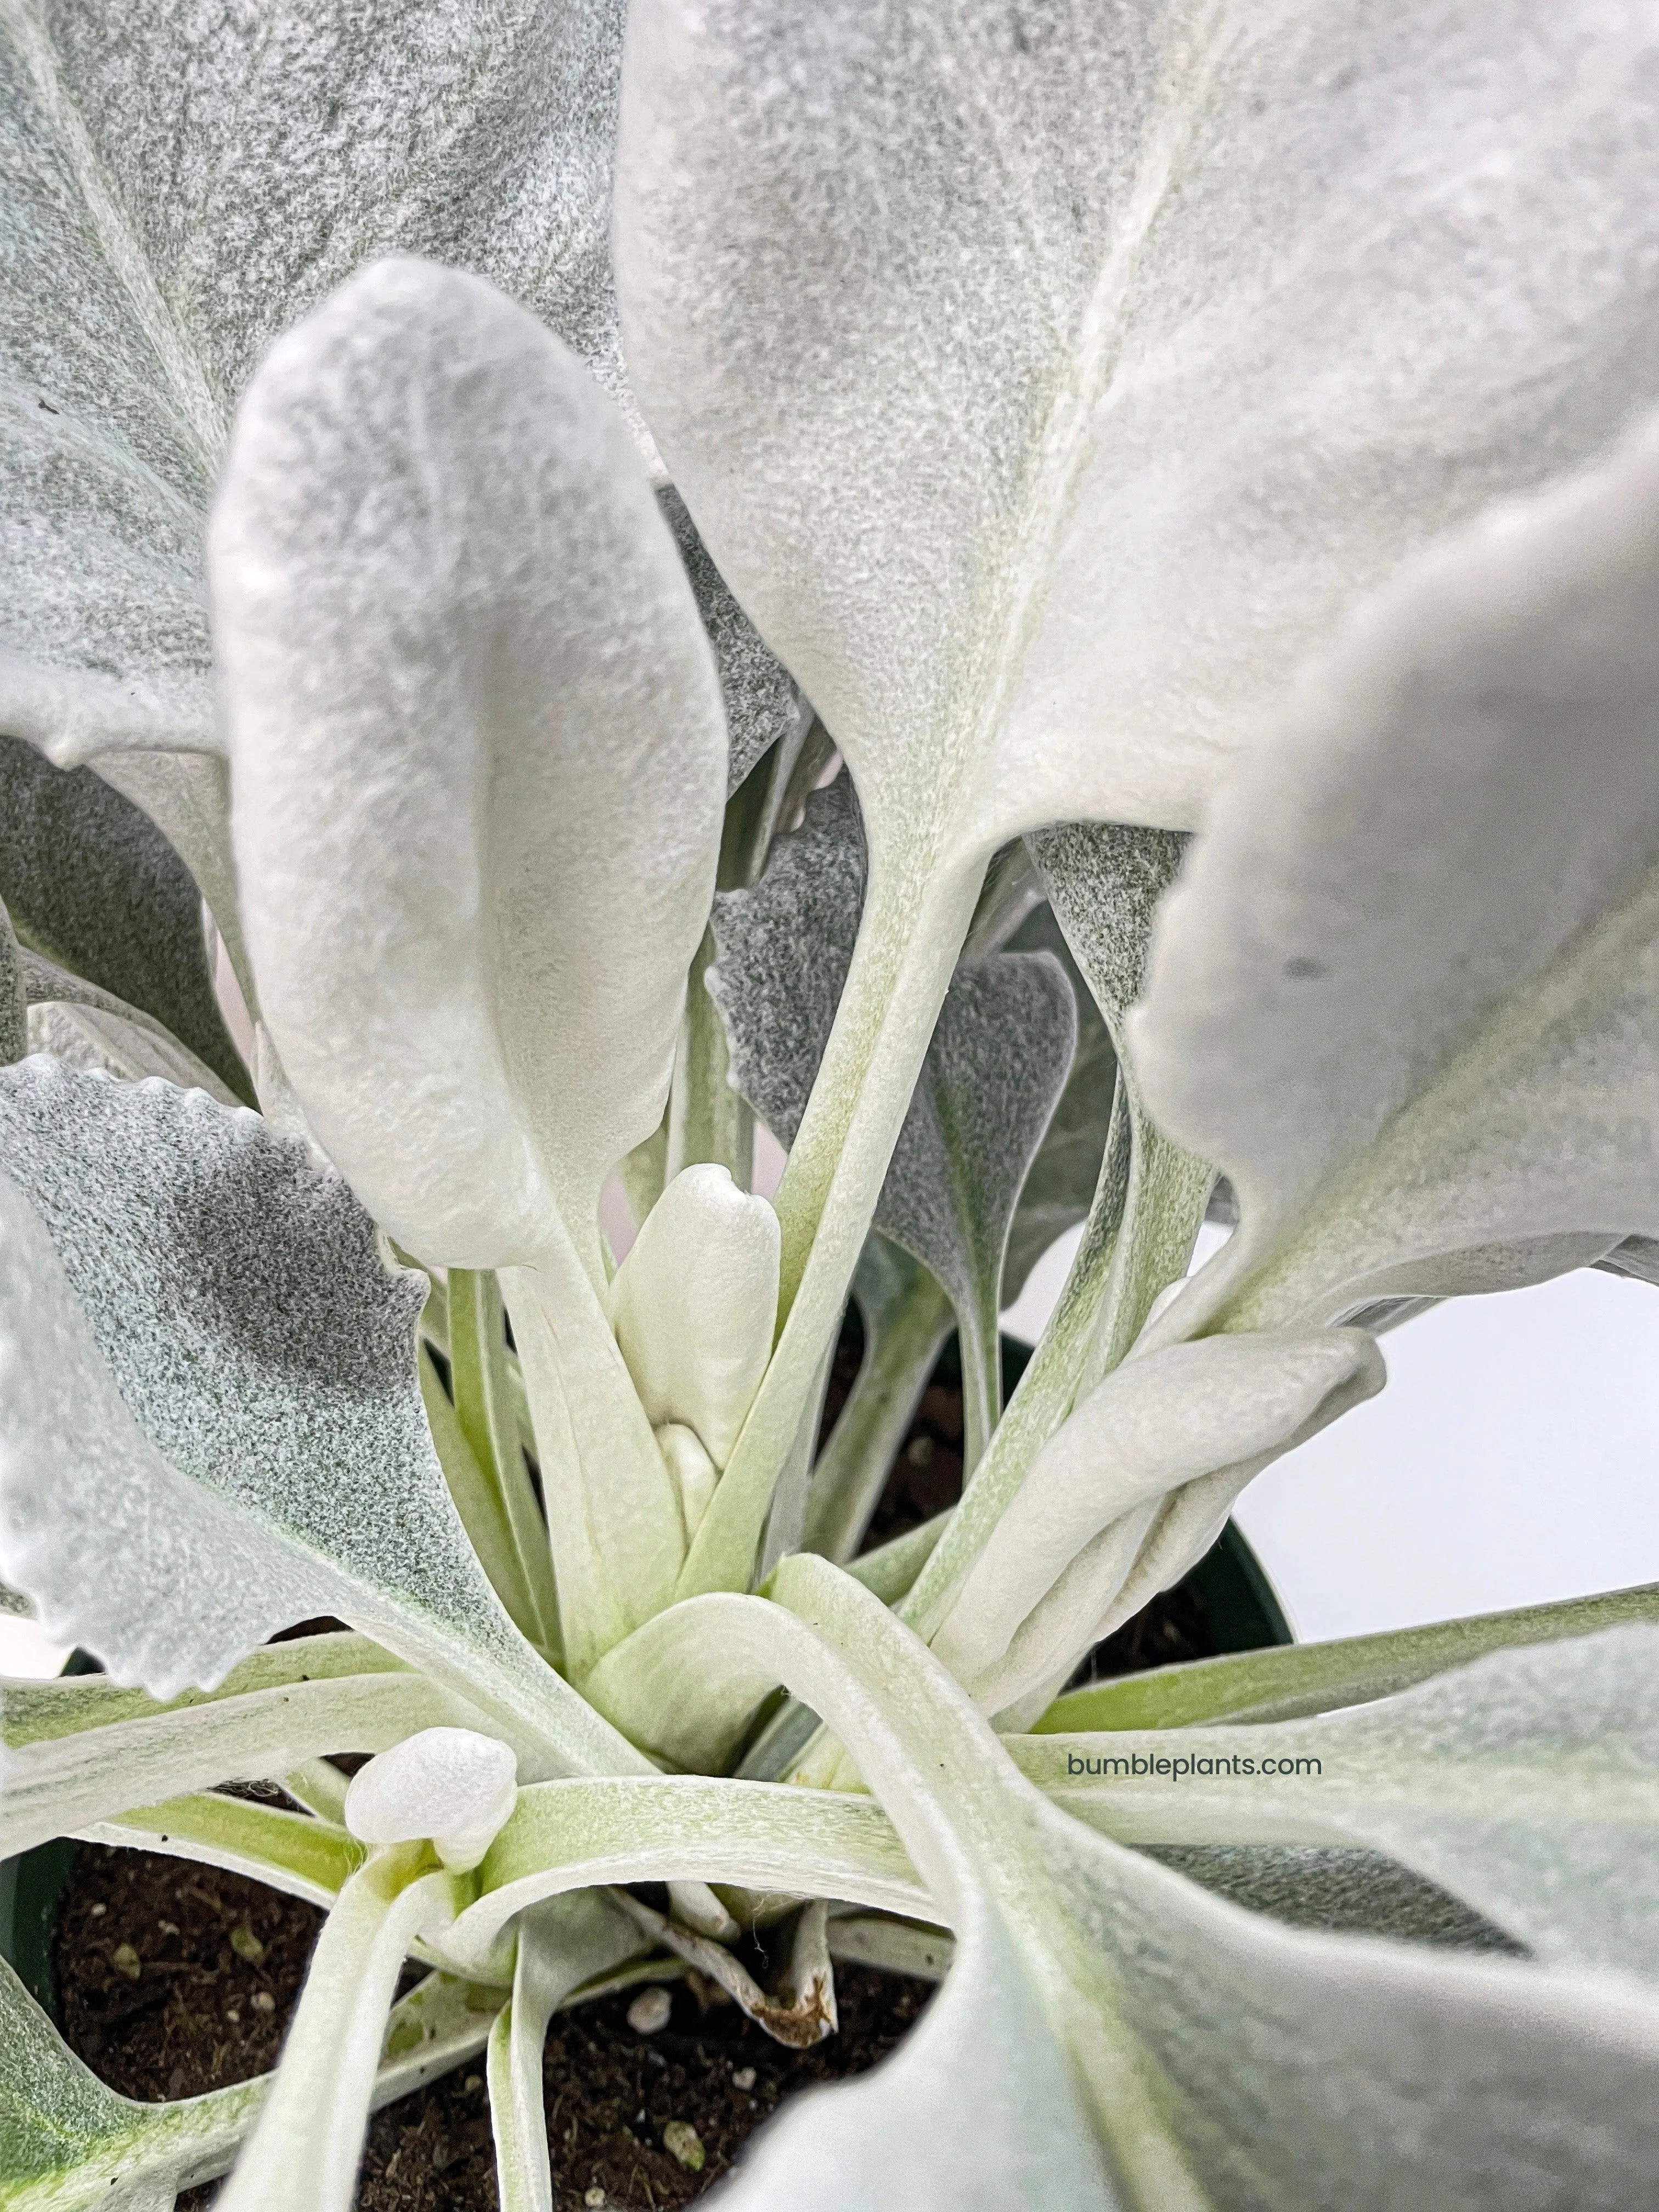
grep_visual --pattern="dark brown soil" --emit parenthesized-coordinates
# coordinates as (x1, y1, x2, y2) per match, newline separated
(53, 1843, 927, 2211)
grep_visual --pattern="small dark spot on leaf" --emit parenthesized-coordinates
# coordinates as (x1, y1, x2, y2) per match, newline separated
(1282, 956, 1327, 981)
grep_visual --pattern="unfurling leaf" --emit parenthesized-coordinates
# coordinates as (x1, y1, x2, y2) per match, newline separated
(345, 1727, 519, 1872)
(932, 1330, 1381, 1720)
(609, 1165, 780, 1470)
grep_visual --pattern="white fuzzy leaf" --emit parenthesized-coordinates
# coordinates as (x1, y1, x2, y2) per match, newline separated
(616, 0, 1659, 864)
(1021, 1623, 1659, 1983)
(1133, 410, 1659, 1335)
(757, 1555, 1659, 2212)
(216, 1860, 455, 2212)
(212, 258, 724, 1273)
(608, 1165, 780, 1469)
(0, 1059, 639, 1778)
(444, 1773, 929, 1972)
(1, 0, 642, 772)
(932, 1331, 1383, 1717)
(1, 1638, 475, 1859)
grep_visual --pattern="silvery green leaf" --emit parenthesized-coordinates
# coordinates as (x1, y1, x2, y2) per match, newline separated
(0, 1944, 494, 2211)
(1143, 1846, 1521, 1956)
(1132, 410, 1659, 1338)
(878, 951, 1075, 1464)
(1018, 1623, 1659, 1983)
(444, 1772, 930, 1973)
(755, 1555, 1659, 2211)
(0, 894, 24, 1064)
(658, 488, 805, 795)
(1001, 902, 1115, 1303)
(0, 1059, 639, 1779)
(1598, 1234, 1659, 1288)
(488, 1893, 645, 2212)
(709, 775, 1076, 1459)
(1, 0, 642, 776)
(1, 1636, 475, 1859)
(80, 1792, 364, 1912)
(1029, 822, 1212, 1373)
(707, 777, 864, 1156)
(931, 1331, 1381, 1720)
(899, 826, 1203, 1659)
(0, 1950, 262, 2210)
(25, 971, 241, 1104)
(217, 1860, 455, 2212)
(212, 257, 724, 1275)
(1039, 1578, 1659, 1734)
(615, 1, 1657, 857)
(0, 736, 249, 1099)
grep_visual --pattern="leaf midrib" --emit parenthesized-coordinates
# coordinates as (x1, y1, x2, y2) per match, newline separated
(3, 0, 227, 468)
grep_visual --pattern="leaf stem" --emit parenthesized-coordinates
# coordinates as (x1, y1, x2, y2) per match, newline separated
(677, 855, 980, 1600)
(447, 1271, 562, 1660)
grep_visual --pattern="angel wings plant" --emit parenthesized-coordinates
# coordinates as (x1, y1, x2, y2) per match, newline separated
(4, 2, 1659, 2207)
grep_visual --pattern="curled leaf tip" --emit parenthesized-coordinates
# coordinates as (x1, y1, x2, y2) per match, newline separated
(345, 1725, 518, 1872)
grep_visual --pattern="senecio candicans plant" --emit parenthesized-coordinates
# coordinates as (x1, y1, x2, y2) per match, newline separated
(3, 3, 1659, 2209)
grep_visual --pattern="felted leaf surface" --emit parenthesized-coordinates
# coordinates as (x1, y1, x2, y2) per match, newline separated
(212, 258, 725, 1273)
(216, 1860, 455, 2212)
(931, 1330, 1382, 1719)
(757, 1557, 1659, 2212)
(448, 1773, 928, 1971)
(1133, 409, 1659, 1336)
(0, 1059, 635, 1777)
(658, 488, 804, 795)
(1146, 1845, 1522, 1956)
(79, 1794, 365, 1912)
(1, 0, 643, 771)
(1019, 1623, 1659, 1984)
(0, 737, 248, 1097)
(616, 0, 1659, 868)
(1, 1653, 474, 1859)
(24, 953, 241, 1102)
(896, 823, 1209, 1666)
(1039, 1579, 1659, 1735)
(710, 776, 1076, 1382)
(1002, 901, 1115, 1302)
(472, 1572, 1119, 2212)
(0, 1951, 263, 2210)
